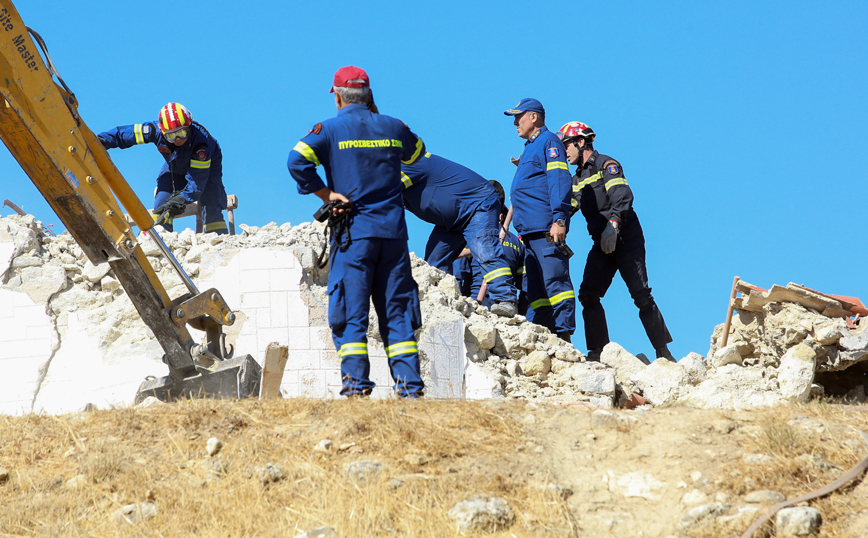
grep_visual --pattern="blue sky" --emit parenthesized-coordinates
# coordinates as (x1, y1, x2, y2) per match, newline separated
(2, 1, 866, 360)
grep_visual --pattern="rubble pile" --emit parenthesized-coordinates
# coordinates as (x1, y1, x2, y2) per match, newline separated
(3, 214, 868, 411)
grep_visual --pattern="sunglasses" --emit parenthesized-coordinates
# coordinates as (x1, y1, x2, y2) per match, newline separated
(163, 127, 190, 143)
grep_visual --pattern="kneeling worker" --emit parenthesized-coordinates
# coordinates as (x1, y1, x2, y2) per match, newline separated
(98, 103, 228, 234)
(557, 121, 674, 362)
(402, 153, 518, 317)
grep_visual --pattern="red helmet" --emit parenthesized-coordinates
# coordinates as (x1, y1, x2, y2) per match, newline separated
(158, 102, 192, 134)
(557, 121, 595, 143)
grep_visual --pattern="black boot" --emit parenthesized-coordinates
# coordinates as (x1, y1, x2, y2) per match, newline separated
(586, 347, 603, 362)
(655, 344, 676, 363)
(556, 332, 571, 343)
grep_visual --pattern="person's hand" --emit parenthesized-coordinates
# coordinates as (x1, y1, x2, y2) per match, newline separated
(549, 220, 566, 243)
(600, 220, 619, 254)
(155, 194, 187, 218)
(510, 156, 520, 166)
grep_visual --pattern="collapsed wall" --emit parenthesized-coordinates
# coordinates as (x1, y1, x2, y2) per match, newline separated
(2, 215, 866, 415)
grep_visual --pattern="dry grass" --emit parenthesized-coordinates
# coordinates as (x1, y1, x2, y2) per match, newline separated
(0, 398, 576, 538)
(696, 404, 868, 538)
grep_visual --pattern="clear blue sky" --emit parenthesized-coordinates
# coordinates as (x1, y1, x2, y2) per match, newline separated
(3, 1, 866, 360)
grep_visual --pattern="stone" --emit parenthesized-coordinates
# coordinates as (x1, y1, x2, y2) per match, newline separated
(201, 459, 227, 479)
(814, 321, 846, 345)
(447, 496, 515, 532)
(81, 260, 112, 283)
(539, 483, 573, 500)
(344, 461, 382, 486)
(681, 365, 782, 410)
(66, 474, 88, 489)
(437, 274, 460, 298)
(569, 364, 616, 396)
(609, 471, 665, 500)
(254, 463, 286, 484)
(711, 344, 742, 368)
(631, 359, 687, 406)
(206, 437, 223, 457)
(112, 502, 158, 524)
(778, 344, 816, 402)
(467, 322, 496, 350)
(745, 490, 786, 503)
(743, 453, 773, 465)
(679, 502, 728, 528)
(776, 506, 822, 536)
(845, 385, 866, 404)
(314, 439, 334, 453)
(295, 527, 339, 538)
(135, 397, 165, 409)
(521, 350, 551, 377)
(679, 352, 708, 385)
(600, 342, 646, 388)
(0, 467, 8, 483)
(682, 489, 708, 505)
(16, 264, 67, 304)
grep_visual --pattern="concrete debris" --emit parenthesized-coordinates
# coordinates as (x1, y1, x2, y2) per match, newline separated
(206, 437, 223, 457)
(112, 502, 158, 524)
(447, 496, 515, 533)
(776, 506, 822, 536)
(4, 214, 868, 413)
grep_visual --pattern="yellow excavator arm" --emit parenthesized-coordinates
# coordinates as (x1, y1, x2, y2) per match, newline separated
(0, 0, 260, 402)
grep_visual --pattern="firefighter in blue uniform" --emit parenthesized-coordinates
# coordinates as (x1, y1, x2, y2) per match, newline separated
(469, 180, 526, 311)
(287, 66, 426, 397)
(557, 121, 674, 362)
(401, 153, 517, 317)
(504, 98, 576, 341)
(97, 103, 228, 234)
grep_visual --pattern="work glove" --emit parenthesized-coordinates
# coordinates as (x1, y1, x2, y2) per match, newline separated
(600, 220, 619, 254)
(154, 194, 187, 224)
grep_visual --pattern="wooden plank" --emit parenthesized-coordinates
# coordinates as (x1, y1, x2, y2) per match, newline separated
(259, 342, 289, 400)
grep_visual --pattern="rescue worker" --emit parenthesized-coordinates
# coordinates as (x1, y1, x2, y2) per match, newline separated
(470, 180, 526, 311)
(287, 66, 426, 397)
(557, 121, 674, 362)
(97, 103, 228, 234)
(401, 153, 517, 317)
(504, 98, 575, 341)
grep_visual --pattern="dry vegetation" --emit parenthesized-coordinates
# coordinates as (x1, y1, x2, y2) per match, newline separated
(0, 399, 866, 538)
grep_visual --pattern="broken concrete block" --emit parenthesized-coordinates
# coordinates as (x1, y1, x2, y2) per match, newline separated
(711, 344, 742, 368)
(778, 344, 816, 402)
(631, 359, 687, 406)
(82, 260, 112, 283)
(681, 364, 782, 409)
(601, 342, 645, 388)
(679, 352, 708, 385)
(521, 350, 551, 377)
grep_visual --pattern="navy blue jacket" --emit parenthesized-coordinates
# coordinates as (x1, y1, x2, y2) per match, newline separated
(287, 104, 425, 240)
(401, 153, 498, 232)
(98, 121, 222, 205)
(510, 126, 572, 235)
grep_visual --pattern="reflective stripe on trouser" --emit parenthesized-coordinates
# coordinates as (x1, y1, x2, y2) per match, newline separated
(327, 238, 424, 397)
(522, 232, 576, 334)
(155, 164, 228, 234)
(424, 197, 516, 303)
(578, 224, 672, 351)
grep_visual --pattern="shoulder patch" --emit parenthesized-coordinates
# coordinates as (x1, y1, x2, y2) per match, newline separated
(547, 147, 559, 159)
(308, 123, 322, 136)
(143, 125, 150, 135)
(196, 148, 208, 161)
(158, 145, 170, 154)
(606, 164, 620, 176)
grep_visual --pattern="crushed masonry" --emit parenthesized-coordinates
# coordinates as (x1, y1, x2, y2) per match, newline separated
(1, 214, 866, 414)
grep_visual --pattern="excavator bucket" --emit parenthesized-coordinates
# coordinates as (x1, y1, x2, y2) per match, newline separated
(135, 354, 262, 404)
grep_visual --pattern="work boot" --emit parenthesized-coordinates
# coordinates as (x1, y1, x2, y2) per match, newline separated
(586, 347, 604, 362)
(491, 301, 517, 318)
(556, 332, 571, 343)
(655, 345, 677, 363)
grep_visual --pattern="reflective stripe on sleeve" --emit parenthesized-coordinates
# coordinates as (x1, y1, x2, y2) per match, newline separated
(402, 137, 425, 165)
(575, 172, 602, 190)
(338, 342, 368, 361)
(401, 172, 413, 189)
(517, 266, 526, 275)
(530, 290, 576, 310)
(293, 141, 321, 166)
(386, 340, 418, 358)
(483, 267, 512, 283)
(134, 124, 145, 145)
(190, 159, 211, 169)
(605, 178, 628, 191)
(546, 161, 569, 171)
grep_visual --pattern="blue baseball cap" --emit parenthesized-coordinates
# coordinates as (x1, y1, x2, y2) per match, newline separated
(504, 98, 545, 116)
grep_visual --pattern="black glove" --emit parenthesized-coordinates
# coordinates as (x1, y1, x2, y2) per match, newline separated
(600, 220, 619, 254)
(155, 194, 187, 220)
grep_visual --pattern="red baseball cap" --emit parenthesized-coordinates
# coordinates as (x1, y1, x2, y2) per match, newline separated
(330, 65, 370, 93)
